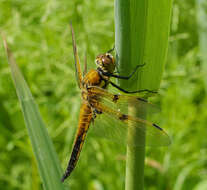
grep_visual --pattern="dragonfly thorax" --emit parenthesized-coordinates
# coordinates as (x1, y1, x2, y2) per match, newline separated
(95, 53, 115, 74)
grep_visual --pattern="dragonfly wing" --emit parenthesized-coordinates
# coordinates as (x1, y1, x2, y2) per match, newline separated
(83, 52, 87, 76)
(88, 86, 160, 119)
(89, 112, 128, 145)
(70, 23, 83, 88)
(89, 101, 170, 147)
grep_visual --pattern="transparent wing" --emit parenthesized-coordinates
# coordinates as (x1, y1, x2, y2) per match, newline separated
(89, 101, 170, 147)
(88, 86, 160, 119)
(70, 23, 83, 88)
(83, 52, 87, 76)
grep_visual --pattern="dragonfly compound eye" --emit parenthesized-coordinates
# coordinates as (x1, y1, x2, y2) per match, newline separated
(95, 53, 115, 74)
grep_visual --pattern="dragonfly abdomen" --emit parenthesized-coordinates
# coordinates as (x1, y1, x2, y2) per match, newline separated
(62, 103, 92, 182)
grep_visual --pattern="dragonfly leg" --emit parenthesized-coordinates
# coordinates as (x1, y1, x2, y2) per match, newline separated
(93, 108, 102, 115)
(92, 108, 102, 120)
(91, 108, 102, 124)
(102, 64, 145, 80)
(107, 45, 115, 53)
(109, 81, 157, 94)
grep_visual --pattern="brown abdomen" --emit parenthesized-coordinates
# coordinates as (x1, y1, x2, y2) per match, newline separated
(61, 103, 92, 181)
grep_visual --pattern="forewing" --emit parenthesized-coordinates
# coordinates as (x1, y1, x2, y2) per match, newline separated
(88, 86, 160, 119)
(89, 101, 170, 147)
(70, 23, 83, 88)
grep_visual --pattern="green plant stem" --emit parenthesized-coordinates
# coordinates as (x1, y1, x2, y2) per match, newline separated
(126, 107, 146, 190)
(196, 0, 207, 89)
(115, 0, 173, 190)
(115, 2, 147, 189)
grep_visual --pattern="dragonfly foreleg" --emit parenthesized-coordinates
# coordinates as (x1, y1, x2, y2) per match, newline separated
(107, 45, 115, 53)
(101, 64, 145, 80)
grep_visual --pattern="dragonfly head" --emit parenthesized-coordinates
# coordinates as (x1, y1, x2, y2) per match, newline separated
(95, 53, 115, 74)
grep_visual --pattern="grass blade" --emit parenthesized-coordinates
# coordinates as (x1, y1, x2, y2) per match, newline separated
(2, 36, 66, 190)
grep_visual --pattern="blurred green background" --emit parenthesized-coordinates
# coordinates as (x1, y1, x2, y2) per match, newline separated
(0, 0, 207, 190)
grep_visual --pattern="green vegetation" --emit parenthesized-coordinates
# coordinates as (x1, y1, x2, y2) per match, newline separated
(115, 1, 172, 190)
(0, 0, 206, 190)
(3, 37, 65, 190)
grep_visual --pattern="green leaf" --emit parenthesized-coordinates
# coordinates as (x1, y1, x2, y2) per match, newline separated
(2, 37, 67, 190)
(193, 181, 207, 190)
(115, 0, 173, 190)
(173, 161, 201, 190)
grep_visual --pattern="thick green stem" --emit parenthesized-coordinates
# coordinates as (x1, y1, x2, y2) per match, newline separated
(125, 107, 146, 190)
(115, 2, 147, 189)
(115, 0, 173, 190)
(196, 0, 207, 89)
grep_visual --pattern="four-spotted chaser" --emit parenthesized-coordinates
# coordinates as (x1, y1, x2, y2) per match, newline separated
(61, 24, 170, 182)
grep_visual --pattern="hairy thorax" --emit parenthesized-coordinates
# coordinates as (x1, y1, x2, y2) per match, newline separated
(81, 69, 109, 106)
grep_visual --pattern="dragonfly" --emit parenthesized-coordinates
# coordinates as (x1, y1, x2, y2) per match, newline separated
(61, 24, 170, 182)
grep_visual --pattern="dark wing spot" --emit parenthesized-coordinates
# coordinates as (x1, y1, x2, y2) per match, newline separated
(137, 97, 148, 102)
(119, 114, 128, 121)
(153, 123, 163, 131)
(113, 94, 119, 103)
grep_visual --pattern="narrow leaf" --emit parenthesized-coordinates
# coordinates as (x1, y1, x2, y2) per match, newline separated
(2, 36, 66, 190)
